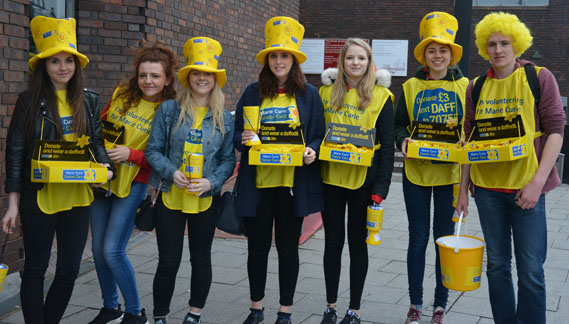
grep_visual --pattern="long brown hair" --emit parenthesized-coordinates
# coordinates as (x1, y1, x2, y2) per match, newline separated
(258, 54, 306, 99)
(25, 55, 86, 145)
(114, 40, 178, 114)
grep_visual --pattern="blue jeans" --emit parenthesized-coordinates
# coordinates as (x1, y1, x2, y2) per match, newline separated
(403, 172, 455, 309)
(474, 187, 547, 324)
(89, 181, 147, 315)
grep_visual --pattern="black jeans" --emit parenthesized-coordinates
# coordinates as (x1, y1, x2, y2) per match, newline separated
(19, 188, 90, 324)
(244, 187, 303, 306)
(322, 184, 369, 310)
(152, 193, 218, 317)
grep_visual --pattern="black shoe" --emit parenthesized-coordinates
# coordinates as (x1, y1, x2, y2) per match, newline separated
(154, 318, 167, 324)
(89, 305, 124, 324)
(120, 309, 149, 324)
(338, 310, 360, 324)
(321, 308, 337, 324)
(274, 319, 291, 324)
(182, 313, 201, 324)
(242, 309, 264, 324)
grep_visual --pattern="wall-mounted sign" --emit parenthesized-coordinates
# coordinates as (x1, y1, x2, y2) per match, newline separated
(300, 39, 325, 74)
(372, 39, 408, 77)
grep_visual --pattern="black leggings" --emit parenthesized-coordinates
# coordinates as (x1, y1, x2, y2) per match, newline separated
(19, 188, 90, 324)
(152, 194, 219, 317)
(244, 187, 303, 306)
(322, 184, 369, 310)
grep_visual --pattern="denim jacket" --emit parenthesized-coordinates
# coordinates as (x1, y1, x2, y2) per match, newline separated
(146, 99, 236, 196)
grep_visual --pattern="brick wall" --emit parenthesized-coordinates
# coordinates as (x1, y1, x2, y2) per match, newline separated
(300, 0, 569, 101)
(0, 0, 29, 274)
(0, 0, 300, 273)
(78, 0, 301, 109)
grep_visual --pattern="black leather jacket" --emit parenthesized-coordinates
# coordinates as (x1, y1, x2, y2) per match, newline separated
(5, 89, 112, 192)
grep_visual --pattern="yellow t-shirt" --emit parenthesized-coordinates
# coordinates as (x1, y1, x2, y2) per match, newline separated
(103, 88, 159, 197)
(163, 106, 212, 213)
(37, 90, 93, 214)
(255, 94, 300, 188)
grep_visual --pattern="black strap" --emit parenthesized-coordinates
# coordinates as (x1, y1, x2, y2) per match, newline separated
(472, 65, 541, 110)
(524, 64, 541, 106)
(471, 74, 487, 110)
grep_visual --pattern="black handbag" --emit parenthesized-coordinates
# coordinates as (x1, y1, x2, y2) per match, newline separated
(135, 109, 173, 231)
(216, 176, 245, 235)
(135, 183, 161, 231)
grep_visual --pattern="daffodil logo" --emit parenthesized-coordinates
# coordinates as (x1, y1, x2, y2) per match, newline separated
(446, 118, 458, 129)
(487, 149, 499, 160)
(76, 135, 90, 148)
(521, 144, 526, 155)
(84, 169, 95, 181)
(284, 25, 293, 35)
(280, 154, 291, 164)
(438, 149, 449, 160)
(58, 32, 67, 43)
(349, 153, 361, 164)
(504, 113, 517, 122)
(206, 44, 215, 53)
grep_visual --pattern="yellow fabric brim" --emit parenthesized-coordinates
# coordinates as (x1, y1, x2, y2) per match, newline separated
(28, 47, 89, 71)
(414, 38, 462, 67)
(177, 65, 227, 88)
(256, 48, 307, 65)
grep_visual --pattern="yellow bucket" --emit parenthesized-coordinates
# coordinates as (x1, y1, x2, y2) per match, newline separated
(0, 263, 8, 292)
(435, 212, 484, 291)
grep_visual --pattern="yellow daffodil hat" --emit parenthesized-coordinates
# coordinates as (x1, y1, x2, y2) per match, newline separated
(28, 16, 89, 71)
(256, 16, 307, 65)
(177, 37, 227, 88)
(414, 12, 463, 66)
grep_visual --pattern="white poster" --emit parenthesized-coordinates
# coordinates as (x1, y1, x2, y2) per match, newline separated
(300, 39, 325, 74)
(372, 40, 408, 77)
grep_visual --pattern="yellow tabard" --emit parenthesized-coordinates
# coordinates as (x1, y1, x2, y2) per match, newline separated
(255, 94, 300, 188)
(319, 85, 393, 189)
(402, 77, 468, 186)
(163, 106, 212, 213)
(470, 67, 542, 189)
(37, 90, 93, 214)
(103, 88, 159, 197)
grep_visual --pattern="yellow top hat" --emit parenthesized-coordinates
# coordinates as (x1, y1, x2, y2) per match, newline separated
(178, 37, 226, 88)
(414, 12, 463, 67)
(256, 16, 307, 65)
(28, 16, 89, 71)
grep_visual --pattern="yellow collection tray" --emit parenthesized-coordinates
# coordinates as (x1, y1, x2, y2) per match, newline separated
(31, 160, 107, 183)
(407, 140, 460, 163)
(319, 145, 373, 166)
(248, 144, 305, 166)
(458, 135, 529, 164)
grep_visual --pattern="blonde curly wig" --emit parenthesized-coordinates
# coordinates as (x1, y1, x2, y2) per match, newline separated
(474, 12, 533, 61)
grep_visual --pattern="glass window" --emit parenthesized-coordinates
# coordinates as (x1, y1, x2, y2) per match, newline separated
(29, 0, 74, 19)
(473, 0, 549, 5)
(28, 0, 75, 55)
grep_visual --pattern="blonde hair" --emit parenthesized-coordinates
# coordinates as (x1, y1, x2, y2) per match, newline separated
(177, 73, 226, 137)
(475, 12, 533, 61)
(330, 38, 375, 111)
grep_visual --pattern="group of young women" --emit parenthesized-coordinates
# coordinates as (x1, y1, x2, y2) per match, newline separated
(1, 9, 563, 324)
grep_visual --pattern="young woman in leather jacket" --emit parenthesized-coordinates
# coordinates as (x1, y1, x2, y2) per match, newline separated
(1, 16, 113, 324)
